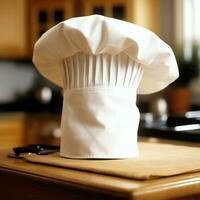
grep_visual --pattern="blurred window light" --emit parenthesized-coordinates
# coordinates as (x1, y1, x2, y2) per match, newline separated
(183, 0, 200, 61)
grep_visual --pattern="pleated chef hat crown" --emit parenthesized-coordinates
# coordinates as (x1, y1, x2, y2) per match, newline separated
(33, 15, 179, 158)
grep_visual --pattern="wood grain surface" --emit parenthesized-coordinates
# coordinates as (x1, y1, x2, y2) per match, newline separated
(1, 138, 200, 199)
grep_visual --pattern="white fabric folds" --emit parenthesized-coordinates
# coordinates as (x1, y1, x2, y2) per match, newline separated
(33, 15, 179, 159)
(61, 52, 143, 89)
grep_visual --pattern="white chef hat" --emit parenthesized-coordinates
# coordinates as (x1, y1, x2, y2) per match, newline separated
(33, 15, 179, 159)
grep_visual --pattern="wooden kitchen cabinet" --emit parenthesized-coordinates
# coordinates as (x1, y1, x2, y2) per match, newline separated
(0, 113, 61, 150)
(0, 0, 29, 58)
(0, 0, 74, 58)
(83, 0, 133, 22)
(0, 113, 26, 149)
(82, 0, 161, 33)
(0, 0, 162, 58)
(29, 0, 74, 54)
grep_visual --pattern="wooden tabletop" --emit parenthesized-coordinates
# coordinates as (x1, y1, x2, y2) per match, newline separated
(0, 138, 200, 200)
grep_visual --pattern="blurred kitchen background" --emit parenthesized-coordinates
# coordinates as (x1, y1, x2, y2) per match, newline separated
(0, 0, 200, 149)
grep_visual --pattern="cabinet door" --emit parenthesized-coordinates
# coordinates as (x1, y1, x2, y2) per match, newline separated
(0, 0, 28, 58)
(83, 0, 133, 21)
(29, 0, 74, 53)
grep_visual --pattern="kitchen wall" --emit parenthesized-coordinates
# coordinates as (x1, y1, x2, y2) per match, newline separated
(0, 61, 36, 103)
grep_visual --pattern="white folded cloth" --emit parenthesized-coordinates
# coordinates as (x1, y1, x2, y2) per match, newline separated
(33, 15, 179, 158)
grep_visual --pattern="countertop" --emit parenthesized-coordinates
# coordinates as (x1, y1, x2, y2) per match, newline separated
(0, 138, 200, 200)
